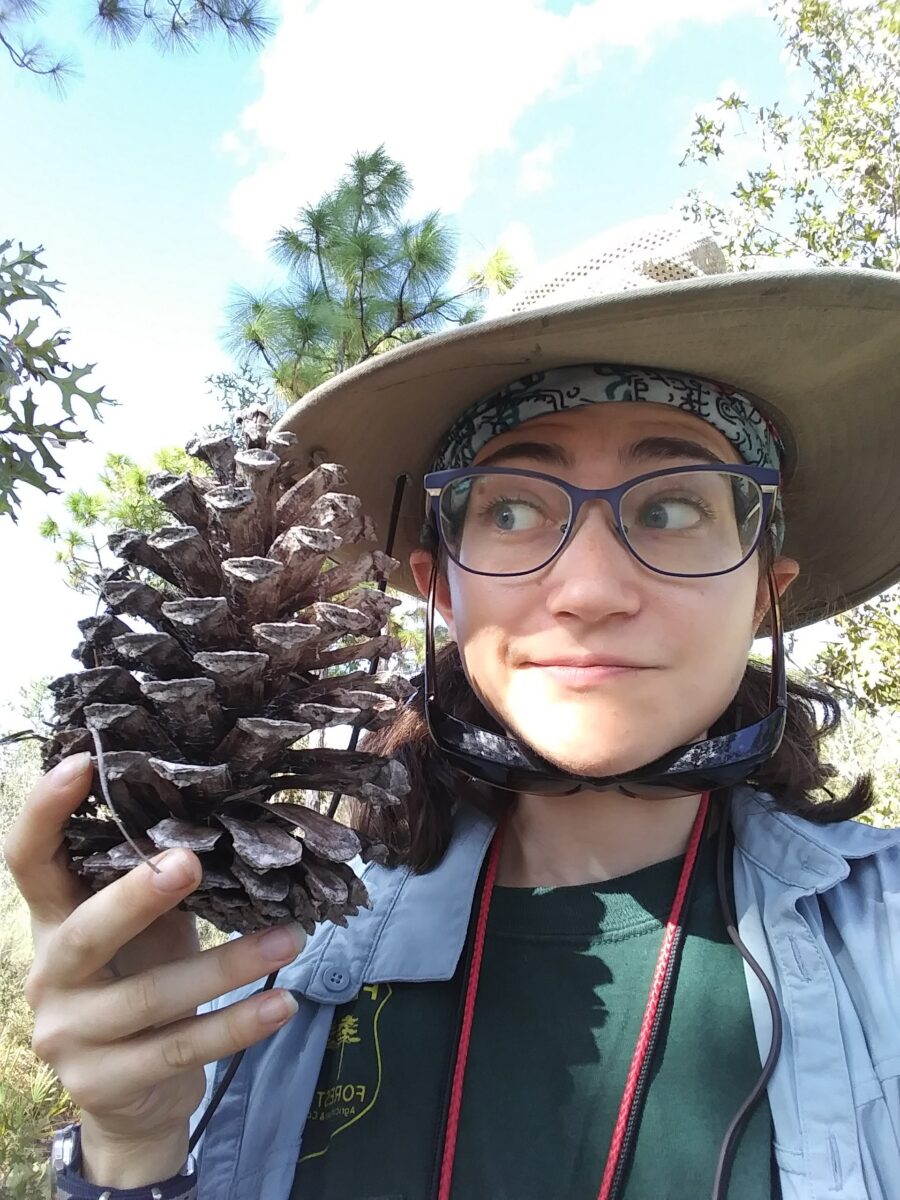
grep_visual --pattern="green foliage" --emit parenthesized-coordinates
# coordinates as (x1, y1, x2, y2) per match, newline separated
(0, 1, 275, 89)
(40, 445, 211, 594)
(202, 361, 287, 440)
(680, 0, 900, 270)
(227, 146, 490, 400)
(810, 588, 900, 716)
(0, 241, 115, 521)
(813, 697, 900, 828)
(384, 589, 449, 674)
(0, 990, 73, 1199)
(466, 246, 523, 296)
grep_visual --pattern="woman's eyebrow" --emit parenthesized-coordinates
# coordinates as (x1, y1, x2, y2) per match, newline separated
(475, 441, 572, 469)
(472, 436, 727, 470)
(620, 436, 727, 467)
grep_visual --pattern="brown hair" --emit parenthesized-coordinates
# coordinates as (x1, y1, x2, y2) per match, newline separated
(352, 548, 876, 874)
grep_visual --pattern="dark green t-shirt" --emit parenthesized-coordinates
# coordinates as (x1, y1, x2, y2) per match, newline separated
(291, 823, 779, 1200)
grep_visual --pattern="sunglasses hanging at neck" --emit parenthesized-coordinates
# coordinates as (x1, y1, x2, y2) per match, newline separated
(420, 549, 787, 799)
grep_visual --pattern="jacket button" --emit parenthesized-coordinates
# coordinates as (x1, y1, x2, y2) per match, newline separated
(323, 967, 348, 991)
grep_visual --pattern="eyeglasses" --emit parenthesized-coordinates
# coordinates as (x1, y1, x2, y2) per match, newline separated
(424, 464, 780, 579)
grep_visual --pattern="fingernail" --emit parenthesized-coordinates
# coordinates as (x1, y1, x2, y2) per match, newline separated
(149, 848, 195, 892)
(258, 923, 306, 963)
(259, 992, 298, 1024)
(50, 752, 91, 782)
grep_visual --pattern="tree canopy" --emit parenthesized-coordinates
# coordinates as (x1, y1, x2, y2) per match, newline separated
(680, 0, 900, 270)
(227, 146, 496, 400)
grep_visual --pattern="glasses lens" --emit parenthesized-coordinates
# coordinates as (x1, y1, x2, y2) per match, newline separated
(620, 469, 763, 576)
(438, 471, 571, 574)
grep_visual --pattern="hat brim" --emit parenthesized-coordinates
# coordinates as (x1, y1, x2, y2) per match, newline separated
(273, 267, 900, 631)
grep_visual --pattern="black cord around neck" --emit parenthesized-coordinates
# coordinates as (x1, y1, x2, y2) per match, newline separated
(188, 970, 280, 1153)
(712, 791, 784, 1198)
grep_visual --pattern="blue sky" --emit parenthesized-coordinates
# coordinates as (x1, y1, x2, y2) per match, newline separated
(1, 0, 809, 721)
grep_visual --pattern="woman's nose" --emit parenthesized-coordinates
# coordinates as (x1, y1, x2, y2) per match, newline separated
(542, 500, 643, 617)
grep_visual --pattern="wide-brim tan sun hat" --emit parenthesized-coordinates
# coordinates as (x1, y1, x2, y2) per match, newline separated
(272, 214, 900, 631)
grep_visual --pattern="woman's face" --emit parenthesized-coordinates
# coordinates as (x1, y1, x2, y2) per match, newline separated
(410, 402, 799, 778)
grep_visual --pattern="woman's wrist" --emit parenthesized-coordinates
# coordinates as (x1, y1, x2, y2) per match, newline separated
(78, 1115, 192, 1189)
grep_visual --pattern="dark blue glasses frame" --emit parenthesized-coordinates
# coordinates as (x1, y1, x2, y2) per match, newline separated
(424, 462, 781, 579)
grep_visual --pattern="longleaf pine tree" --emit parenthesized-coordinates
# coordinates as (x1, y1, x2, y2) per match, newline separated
(227, 146, 488, 400)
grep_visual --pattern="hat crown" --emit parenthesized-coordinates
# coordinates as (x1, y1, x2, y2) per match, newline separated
(492, 213, 730, 317)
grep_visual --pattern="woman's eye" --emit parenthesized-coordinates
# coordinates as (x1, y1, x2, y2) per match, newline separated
(638, 497, 708, 530)
(484, 499, 544, 531)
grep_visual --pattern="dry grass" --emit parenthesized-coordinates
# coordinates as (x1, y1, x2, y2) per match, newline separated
(0, 739, 226, 1197)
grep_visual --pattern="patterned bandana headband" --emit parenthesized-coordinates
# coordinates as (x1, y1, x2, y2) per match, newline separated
(431, 363, 786, 555)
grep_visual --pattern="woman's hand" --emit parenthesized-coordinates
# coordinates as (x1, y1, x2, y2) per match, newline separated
(3, 752, 305, 1179)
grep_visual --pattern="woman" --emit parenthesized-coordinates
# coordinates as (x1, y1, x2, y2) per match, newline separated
(10, 218, 900, 1200)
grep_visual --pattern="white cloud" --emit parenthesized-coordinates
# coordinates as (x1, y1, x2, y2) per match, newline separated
(218, 128, 251, 167)
(497, 220, 539, 276)
(517, 132, 572, 194)
(223, 0, 766, 258)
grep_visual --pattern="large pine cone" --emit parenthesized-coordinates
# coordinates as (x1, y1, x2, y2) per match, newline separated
(43, 407, 413, 935)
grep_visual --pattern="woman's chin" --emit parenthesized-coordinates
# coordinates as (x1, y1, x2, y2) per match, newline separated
(509, 721, 660, 779)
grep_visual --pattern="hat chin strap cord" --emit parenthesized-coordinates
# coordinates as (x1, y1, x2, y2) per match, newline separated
(422, 555, 785, 1200)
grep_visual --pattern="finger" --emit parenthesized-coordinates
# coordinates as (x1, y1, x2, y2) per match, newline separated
(38, 847, 202, 989)
(93, 987, 301, 1105)
(110, 905, 199, 981)
(82, 923, 307, 1042)
(2, 754, 96, 922)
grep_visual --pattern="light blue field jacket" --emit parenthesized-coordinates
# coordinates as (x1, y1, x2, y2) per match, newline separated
(190, 786, 900, 1200)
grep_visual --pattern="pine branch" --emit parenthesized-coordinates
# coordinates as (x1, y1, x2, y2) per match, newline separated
(358, 252, 370, 357)
(5, 0, 274, 82)
(0, 26, 70, 84)
(314, 229, 331, 301)
(366, 284, 479, 357)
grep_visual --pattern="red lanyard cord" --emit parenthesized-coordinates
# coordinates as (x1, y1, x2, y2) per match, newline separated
(437, 790, 712, 1200)
(606, 891, 689, 1198)
(436, 805, 504, 1200)
(600, 787, 710, 1200)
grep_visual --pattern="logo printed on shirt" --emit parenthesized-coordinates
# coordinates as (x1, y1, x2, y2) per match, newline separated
(298, 982, 394, 1161)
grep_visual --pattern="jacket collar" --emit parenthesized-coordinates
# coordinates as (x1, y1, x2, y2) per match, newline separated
(729, 784, 900, 889)
(282, 786, 900, 1004)
(283, 801, 495, 1003)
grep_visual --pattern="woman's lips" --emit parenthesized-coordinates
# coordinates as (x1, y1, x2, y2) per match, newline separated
(522, 663, 650, 688)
